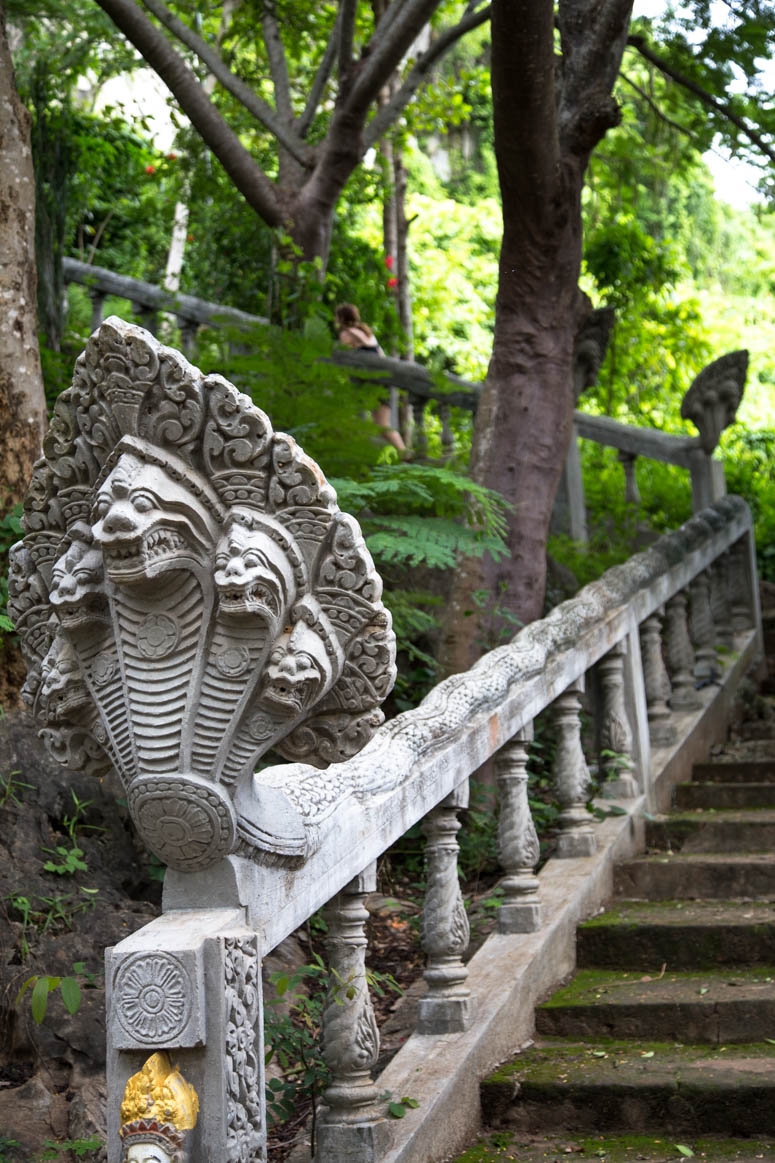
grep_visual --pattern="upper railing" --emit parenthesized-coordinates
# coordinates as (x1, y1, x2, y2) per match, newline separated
(63, 258, 749, 533)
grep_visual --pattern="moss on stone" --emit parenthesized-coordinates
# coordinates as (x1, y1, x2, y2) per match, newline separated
(452, 1132, 775, 1163)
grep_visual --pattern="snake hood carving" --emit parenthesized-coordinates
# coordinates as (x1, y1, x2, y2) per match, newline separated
(9, 318, 396, 871)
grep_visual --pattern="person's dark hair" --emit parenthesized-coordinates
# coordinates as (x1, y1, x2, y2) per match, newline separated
(335, 303, 375, 340)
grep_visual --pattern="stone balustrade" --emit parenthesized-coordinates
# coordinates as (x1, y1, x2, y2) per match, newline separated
(23, 312, 762, 1163)
(62, 260, 746, 532)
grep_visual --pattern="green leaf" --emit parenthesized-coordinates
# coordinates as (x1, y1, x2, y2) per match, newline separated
(60, 977, 82, 1015)
(675, 1147, 694, 1158)
(401, 1097, 420, 1109)
(30, 976, 51, 1024)
(388, 1102, 407, 1119)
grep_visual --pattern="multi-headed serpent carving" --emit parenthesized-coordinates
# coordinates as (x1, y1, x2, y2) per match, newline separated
(9, 318, 396, 871)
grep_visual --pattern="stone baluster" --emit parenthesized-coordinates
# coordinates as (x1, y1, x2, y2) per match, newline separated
(317, 863, 381, 1160)
(177, 315, 199, 357)
(710, 553, 734, 647)
(598, 641, 639, 797)
(617, 451, 641, 507)
(438, 401, 454, 459)
(553, 678, 596, 857)
(88, 289, 107, 333)
(418, 785, 472, 1034)
(495, 725, 542, 932)
(690, 570, 718, 681)
(131, 300, 158, 335)
(639, 610, 676, 745)
(664, 591, 701, 710)
(729, 539, 753, 632)
(410, 393, 428, 460)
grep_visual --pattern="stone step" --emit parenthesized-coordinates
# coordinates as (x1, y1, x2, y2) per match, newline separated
(535, 967, 775, 1043)
(692, 760, 775, 783)
(613, 853, 775, 900)
(454, 1131, 775, 1162)
(481, 1039, 775, 1136)
(577, 901, 775, 970)
(674, 782, 775, 809)
(645, 811, 775, 853)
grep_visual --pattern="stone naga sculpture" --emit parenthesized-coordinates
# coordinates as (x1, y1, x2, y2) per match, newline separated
(681, 349, 748, 454)
(9, 317, 396, 872)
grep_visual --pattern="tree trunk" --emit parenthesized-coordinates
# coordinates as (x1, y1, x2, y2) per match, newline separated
(439, 0, 633, 675)
(0, 3, 47, 516)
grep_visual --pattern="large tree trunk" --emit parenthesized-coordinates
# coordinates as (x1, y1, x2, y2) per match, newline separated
(439, 0, 633, 675)
(0, 3, 47, 516)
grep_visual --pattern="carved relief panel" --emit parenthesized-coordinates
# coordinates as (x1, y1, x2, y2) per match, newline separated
(9, 318, 396, 872)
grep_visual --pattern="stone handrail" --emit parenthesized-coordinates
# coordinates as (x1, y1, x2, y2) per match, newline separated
(63, 258, 746, 533)
(11, 314, 763, 1162)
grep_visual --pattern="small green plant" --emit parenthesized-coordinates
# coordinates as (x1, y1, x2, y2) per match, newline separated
(0, 770, 33, 808)
(41, 844, 88, 876)
(0, 1136, 20, 1162)
(378, 1090, 420, 1119)
(39, 1137, 103, 1159)
(6, 888, 99, 958)
(16, 961, 102, 1026)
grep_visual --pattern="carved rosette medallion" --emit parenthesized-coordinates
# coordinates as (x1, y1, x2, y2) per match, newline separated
(128, 775, 237, 871)
(113, 952, 191, 1043)
(8, 318, 396, 872)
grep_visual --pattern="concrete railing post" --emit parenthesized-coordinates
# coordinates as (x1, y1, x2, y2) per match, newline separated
(598, 640, 639, 798)
(665, 591, 702, 711)
(495, 724, 542, 933)
(640, 610, 676, 746)
(553, 677, 596, 857)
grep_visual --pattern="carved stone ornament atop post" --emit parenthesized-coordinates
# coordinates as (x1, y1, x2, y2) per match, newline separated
(680, 350, 748, 455)
(9, 318, 396, 873)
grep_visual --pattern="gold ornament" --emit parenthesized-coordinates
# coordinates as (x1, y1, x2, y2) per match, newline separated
(120, 1052, 199, 1135)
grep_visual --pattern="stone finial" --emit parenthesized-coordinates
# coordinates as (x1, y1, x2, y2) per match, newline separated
(573, 306, 615, 400)
(8, 318, 396, 872)
(680, 350, 748, 454)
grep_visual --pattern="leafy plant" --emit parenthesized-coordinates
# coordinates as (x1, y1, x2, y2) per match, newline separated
(0, 771, 33, 809)
(41, 845, 88, 877)
(6, 888, 99, 959)
(39, 1138, 103, 1160)
(16, 974, 82, 1025)
(0, 1137, 20, 1163)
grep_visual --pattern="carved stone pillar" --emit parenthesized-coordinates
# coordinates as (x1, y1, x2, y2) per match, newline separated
(639, 611, 676, 746)
(410, 393, 428, 459)
(617, 451, 641, 507)
(730, 539, 753, 632)
(418, 786, 472, 1034)
(495, 725, 541, 933)
(711, 554, 734, 647)
(318, 863, 381, 1154)
(690, 570, 718, 681)
(598, 641, 638, 798)
(106, 908, 266, 1163)
(665, 592, 701, 710)
(553, 679, 596, 857)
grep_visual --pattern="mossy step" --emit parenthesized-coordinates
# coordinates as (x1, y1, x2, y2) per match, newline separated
(691, 761, 775, 784)
(674, 783, 775, 810)
(614, 853, 775, 900)
(535, 967, 775, 1043)
(577, 901, 775, 970)
(481, 1039, 775, 1136)
(645, 811, 775, 853)
(453, 1130, 775, 1162)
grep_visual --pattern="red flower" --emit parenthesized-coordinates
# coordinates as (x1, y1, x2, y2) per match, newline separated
(385, 255, 395, 270)
(186, 233, 195, 242)
(145, 164, 156, 174)
(167, 152, 178, 160)
(387, 276, 398, 289)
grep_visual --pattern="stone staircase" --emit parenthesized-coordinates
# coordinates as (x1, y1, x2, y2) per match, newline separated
(457, 732, 775, 1159)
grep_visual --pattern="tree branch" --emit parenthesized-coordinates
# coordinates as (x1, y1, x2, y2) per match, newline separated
(95, 0, 285, 226)
(299, 8, 340, 136)
(627, 32, 775, 166)
(338, 0, 358, 85)
(558, 0, 634, 157)
(139, 0, 313, 166)
(619, 70, 702, 146)
(261, 0, 294, 124)
(348, 0, 443, 115)
(363, 3, 491, 151)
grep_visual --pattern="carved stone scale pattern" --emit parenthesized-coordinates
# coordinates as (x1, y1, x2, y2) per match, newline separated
(9, 318, 396, 872)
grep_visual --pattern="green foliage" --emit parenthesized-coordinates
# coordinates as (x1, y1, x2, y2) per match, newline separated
(0, 771, 33, 809)
(6, 889, 99, 960)
(39, 1138, 103, 1160)
(0, 1139, 20, 1163)
(722, 428, 775, 580)
(0, 505, 23, 642)
(264, 957, 330, 1134)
